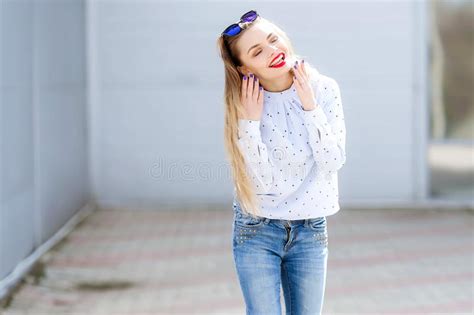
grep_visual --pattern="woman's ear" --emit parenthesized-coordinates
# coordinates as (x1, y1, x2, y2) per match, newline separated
(237, 65, 249, 76)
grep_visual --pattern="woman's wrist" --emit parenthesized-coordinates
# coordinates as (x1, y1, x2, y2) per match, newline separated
(302, 102, 319, 111)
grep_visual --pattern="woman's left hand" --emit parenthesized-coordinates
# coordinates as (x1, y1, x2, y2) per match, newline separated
(292, 59, 317, 111)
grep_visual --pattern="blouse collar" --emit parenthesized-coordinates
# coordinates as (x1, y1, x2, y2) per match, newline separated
(263, 80, 297, 100)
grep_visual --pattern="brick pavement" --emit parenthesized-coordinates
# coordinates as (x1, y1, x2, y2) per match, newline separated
(1, 206, 473, 314)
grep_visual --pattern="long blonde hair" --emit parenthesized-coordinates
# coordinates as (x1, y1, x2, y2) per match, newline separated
(216, 16, 320, 217)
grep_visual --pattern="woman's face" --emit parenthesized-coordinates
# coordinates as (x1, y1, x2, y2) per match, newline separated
(235, 23, 293, 80)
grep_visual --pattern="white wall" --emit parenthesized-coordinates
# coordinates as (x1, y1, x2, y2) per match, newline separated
(88, 1, 429, 210)
(0, 0, 430, 289)
(0, 0, 88, 279)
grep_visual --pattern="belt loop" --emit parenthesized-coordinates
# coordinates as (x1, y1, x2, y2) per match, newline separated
(304, 219, 309, 228)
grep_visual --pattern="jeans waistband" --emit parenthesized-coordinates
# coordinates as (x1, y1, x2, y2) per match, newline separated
(233, 199, 324, 228)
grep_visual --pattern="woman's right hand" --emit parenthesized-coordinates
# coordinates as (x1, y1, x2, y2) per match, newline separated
(240, 73, 264, 121)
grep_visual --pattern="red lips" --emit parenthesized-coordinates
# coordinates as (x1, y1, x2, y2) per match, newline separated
(269, 52, 285, 67)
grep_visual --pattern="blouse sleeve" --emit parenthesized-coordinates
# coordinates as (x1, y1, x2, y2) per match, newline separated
(237, 119, 275, 194)
(301, 77, 347, 173)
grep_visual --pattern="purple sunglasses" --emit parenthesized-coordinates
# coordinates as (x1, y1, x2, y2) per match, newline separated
(221, 10, 259, 37)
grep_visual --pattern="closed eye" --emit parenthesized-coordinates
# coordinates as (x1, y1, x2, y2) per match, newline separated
(254, 37, 279, 57)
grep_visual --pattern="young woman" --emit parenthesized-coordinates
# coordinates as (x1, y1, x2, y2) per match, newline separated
(216, 10, 347, 315)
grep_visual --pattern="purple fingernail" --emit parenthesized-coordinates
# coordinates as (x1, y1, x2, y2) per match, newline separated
(260, 86, 263, 90)
(249, 73, 253, 77)
(243, 75, 247, 80)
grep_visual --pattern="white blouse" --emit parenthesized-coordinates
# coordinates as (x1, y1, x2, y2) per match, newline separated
(234, 67, 347, 220)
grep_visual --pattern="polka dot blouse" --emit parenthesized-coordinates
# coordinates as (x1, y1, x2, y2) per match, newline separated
(235, 68, 347, 220)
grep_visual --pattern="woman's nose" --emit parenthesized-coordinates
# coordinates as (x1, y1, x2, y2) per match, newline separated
(268, 47, 279, 59)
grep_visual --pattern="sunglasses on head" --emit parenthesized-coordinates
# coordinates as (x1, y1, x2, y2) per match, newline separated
(221, 10, 259, 37)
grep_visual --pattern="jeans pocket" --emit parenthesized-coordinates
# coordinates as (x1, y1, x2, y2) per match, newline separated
(308, 217, 326, 230)
(234, 211, 265, 228)
(232, 202, 264, 246)
(307, 217, 328, 247)
(233, 199, 264, 228)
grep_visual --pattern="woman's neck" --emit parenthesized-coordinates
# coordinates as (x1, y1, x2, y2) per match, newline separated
(263, 73, 294, 92)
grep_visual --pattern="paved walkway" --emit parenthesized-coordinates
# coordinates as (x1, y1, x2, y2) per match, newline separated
(2, 206, 473, 314)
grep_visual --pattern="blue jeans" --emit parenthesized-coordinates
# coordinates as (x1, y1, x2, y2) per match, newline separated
(232, 200, 328, 315)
